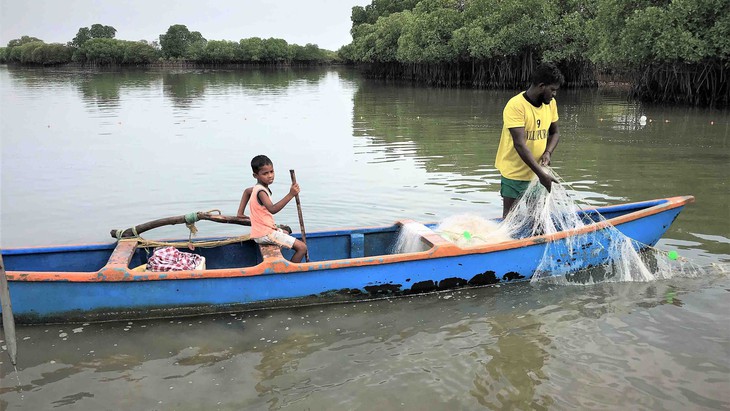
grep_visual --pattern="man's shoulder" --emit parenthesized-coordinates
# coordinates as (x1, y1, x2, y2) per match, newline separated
(505, 92, 528, 108)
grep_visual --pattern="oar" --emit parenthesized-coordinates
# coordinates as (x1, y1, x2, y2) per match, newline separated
(0, 252, 18, 365)
(289, 169, 309, 262)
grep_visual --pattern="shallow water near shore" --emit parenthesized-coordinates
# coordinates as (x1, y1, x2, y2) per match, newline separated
(1, 66, 729, 410)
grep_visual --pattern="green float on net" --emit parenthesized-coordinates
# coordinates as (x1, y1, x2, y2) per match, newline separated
(667, 250, 678, 260)
(463, 231, 472, 240)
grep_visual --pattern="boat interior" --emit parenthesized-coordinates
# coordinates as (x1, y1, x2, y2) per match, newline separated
(3, 199, 671, 273)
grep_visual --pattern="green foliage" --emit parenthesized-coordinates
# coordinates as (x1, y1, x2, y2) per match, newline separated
(200, 40, 238, 63)
(460, 0, 557, 58)
(346, 23, 378, 62)
(589, 0, 729, 66)
(239, 37, 265, 61)
(397, 1, 463, 63)
(72, 24, 116, 48)
(72, 28, 91, 48)
(261, 38, 290, 61)
(75, 38, 158, 65)
(542, 7, 594, 64)
(18, 41, 44, 63)
(2, 41, 72, 65)
(76, 38, 124, 64)
(89, 24, 116, 39)
(372, 12, 412, 62)
(7, 36, 43, 48)
(159, 25, 207, 58)
(291, 43, 329, 62)
(347, 0, 573, 64)
(122, 41, 160, 64)
(351, 0, 420, 28)
(31, 43, 73, 64)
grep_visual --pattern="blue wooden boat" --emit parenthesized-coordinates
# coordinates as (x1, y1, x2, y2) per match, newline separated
(1, 196, 693, 324)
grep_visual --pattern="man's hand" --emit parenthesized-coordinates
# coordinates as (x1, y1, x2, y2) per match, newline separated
(538, 170, 559, 192)
(539, 151, 552, 166)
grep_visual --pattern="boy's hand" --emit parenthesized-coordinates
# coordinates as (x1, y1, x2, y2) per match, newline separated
(289, 183, 301, 197)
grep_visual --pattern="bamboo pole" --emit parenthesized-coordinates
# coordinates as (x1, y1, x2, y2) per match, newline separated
(0, 252, 17, 365)
(289, 170, 309, 262)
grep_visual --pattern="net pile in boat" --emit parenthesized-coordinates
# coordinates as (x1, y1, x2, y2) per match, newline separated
(392, 167, 705, 284)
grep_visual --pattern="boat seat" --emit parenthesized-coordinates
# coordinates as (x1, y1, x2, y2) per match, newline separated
(258, 243, 285, 260)
(106, 240, 138, 267)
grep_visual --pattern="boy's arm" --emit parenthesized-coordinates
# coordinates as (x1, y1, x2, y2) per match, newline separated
(259, 183, 300, 215)
(509, 127, 558, 192)
(237, 187, 253, 217)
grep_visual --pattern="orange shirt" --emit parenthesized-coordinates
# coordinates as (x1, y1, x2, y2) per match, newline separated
(249, 184, 277, 238)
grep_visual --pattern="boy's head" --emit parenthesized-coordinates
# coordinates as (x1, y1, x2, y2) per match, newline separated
(530, 63, 564, 105)
(251, 155, 273, 173)
(251, 155, 275, 185)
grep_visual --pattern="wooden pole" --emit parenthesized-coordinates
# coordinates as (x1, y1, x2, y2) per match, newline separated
(110, 213, 250, 239)
(0, 252, 18, 365)
(289, 169, 309, 262)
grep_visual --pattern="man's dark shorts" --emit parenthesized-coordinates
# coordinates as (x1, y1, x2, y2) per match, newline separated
(500, 176, 530, 199)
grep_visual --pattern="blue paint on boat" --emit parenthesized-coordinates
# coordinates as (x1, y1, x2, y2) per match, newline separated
(1, 196, 693, 323)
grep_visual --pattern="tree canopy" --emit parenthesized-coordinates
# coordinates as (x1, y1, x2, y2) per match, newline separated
(2, 24, 333, 66)
(342, 0, 729, 105)
(72, 24, 117, 47)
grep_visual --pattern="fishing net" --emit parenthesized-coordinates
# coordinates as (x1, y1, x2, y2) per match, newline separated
(516, 168, 705, 284)
(392, 167, 705, 284)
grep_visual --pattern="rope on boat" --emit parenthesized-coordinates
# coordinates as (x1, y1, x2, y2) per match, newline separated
(115, 225, 139, 240)
(116, 209, 248, 250)
(135, 235, 251, 250)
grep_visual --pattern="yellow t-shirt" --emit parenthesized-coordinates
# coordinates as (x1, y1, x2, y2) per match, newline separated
(494, 92, 558, 181)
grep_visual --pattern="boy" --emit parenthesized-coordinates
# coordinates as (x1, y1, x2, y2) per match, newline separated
(238, 155, 308, 263)
(495, 63, 564, 219)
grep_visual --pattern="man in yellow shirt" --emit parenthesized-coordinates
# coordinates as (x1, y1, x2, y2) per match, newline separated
(495, 63, 564, 218)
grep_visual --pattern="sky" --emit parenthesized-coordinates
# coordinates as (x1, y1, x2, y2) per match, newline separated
(0, 0, 371, 51)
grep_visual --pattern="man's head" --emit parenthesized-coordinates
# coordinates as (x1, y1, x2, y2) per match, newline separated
(530, 63, 564, 87)
(530, 63, 564, 105)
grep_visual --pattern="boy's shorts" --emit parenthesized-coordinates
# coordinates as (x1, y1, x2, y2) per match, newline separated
(500, 176, 531, 199)
(253, 228, 296, 249)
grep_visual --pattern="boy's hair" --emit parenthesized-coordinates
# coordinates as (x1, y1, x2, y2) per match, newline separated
(251, 155, 273, 173)
(530, 63, 565, 86)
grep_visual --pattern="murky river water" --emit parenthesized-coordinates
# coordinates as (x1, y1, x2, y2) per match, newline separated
(1, 66, 729, 410)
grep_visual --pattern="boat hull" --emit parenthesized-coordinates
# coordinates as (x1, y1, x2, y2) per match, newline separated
(1, 196, 693, 323)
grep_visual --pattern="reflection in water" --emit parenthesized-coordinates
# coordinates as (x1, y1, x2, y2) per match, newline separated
(6, 66, 331, 112)
(77, 70, 156, 111)
(471, 313, 553, 409)
(353, 82, 501, 178)
(162, 71, 207, 109)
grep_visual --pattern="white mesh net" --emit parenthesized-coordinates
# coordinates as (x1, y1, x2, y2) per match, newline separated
(392, 167, 705, 284)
